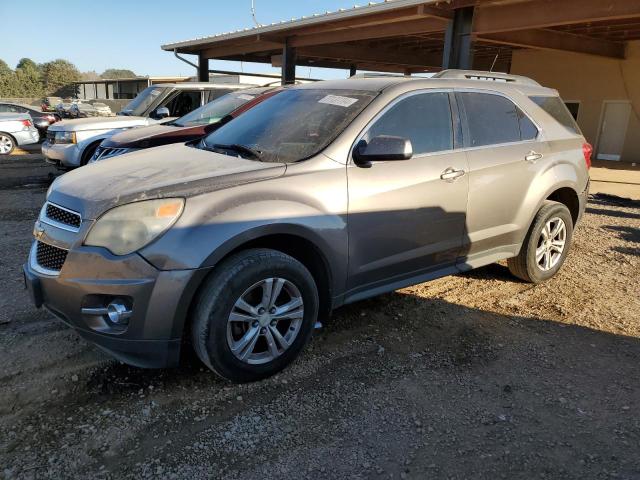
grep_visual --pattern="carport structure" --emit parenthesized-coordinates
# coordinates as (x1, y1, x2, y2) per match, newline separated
(162, 0, 640, 83)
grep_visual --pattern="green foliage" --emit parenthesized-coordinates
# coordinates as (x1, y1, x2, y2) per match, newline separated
(100, 68, 137, 79)
(41, 59, 81, 97)
(0, 58, 135, 98)
(0, 59, 12, 77)
(16, 58, 38, 71)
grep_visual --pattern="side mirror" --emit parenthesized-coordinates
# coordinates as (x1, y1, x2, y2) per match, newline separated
(155, 107, 170, 119)
(353, 135, 413, 168)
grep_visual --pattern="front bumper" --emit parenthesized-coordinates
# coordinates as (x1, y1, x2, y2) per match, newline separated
(24, 242, 200, 368)
(42, 141, 81, 168)
(14, 128, 39, 146)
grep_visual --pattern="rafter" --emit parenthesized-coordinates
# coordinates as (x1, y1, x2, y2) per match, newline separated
(474, 0, 640, 35)
(479, 28, 626, 59)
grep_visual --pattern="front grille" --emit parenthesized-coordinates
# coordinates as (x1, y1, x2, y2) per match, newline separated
(36, 241, 68, 272)
(46, 130, 55, 143)
(45, 203, 81, 229)
(92, 146, 132, 162)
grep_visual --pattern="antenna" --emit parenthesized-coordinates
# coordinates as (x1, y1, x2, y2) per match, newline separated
(251, 0, 263, 27)
(489, 50, 500, 72)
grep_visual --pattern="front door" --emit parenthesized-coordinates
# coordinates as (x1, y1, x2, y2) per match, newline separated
(597, 101, 631, 161)
(346, 91, 469, 295)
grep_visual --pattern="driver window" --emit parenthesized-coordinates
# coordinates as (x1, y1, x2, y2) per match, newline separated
(165, 91, 202, 117)
(365, 92, 453, 155)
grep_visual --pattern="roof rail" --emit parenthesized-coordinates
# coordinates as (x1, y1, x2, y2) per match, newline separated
(349, 72, 407, 79)
(432, 69, 541, 86)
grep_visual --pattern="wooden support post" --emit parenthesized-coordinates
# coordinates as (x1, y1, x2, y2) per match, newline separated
(282, 40, 297, 85)
(442, 6, 475, 69)
(198, 53, 209, 82)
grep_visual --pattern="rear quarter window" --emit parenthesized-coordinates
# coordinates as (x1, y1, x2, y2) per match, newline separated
(529, 95, 582, 135)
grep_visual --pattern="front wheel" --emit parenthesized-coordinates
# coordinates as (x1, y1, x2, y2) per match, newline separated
(508, 200, 574, 283)
(191, 248, 319, 382)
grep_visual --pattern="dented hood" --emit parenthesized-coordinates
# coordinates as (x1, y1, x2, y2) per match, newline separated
(48, 143, 286, 220)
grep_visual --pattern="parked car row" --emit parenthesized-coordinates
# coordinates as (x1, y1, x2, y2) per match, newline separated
(25, 70, 591, 383)
(41, 82, 255, 168)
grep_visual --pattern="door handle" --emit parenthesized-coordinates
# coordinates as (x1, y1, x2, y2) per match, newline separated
(525, 151, 543, 163)
(440, 167, 466, 182)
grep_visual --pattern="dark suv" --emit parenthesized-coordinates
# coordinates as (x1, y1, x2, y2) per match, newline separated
(25, 70, 590, 382)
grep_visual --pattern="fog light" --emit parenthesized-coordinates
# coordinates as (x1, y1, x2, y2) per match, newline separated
(106, 301, 132, 325)
(81, 299, 132, 325)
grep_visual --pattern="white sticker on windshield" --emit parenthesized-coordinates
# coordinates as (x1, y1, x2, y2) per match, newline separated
(318, 95, 359, 107)
(237, 94, 256, 101)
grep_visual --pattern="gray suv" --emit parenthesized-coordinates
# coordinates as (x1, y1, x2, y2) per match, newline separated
(24, 70, 590, 382)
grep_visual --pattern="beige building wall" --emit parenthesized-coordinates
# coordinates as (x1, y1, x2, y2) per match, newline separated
(510, 40, 640, 163)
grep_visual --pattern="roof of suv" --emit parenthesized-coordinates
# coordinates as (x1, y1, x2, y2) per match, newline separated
(152, 82, 258, 90)
(295, 70, 556, 96)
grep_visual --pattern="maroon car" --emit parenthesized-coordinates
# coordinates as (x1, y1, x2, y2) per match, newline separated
(89, 86, 281, 163)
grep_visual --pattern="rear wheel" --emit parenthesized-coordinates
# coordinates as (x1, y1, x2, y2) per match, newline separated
(508, 200, 573, 283)
(0, 133, 15, 155)
(191, 248, 319, 382)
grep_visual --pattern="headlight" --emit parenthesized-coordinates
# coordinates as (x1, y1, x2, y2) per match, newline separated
(85, 198, 184, 255)
(54, 131, 76, 144)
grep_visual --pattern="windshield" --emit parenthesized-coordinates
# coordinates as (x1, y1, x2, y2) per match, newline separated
(174, 91, 262, 127)
(120, 87, 165, 116)
(200, 89, 376, 163)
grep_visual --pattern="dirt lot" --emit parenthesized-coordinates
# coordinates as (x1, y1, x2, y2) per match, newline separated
(1, 154, 639, 480)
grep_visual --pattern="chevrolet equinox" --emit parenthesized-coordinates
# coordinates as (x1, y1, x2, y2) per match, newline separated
(24, 70, 590, 382)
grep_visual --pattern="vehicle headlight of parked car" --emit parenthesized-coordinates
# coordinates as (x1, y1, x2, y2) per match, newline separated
(52, 131, 77, 144)
(84, 198, 184, 255)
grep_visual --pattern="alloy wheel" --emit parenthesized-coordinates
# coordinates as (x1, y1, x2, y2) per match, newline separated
(0, 135, 13, 154)
(536, 217, 567, 271)
(226, 277, 304, 365)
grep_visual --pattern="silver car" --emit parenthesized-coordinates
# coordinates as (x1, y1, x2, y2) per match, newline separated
(0, 113, 39, 154)
(24, 71, 590, 382)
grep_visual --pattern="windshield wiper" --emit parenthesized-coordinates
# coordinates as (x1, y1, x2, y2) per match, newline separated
(203, 143, 263, 161)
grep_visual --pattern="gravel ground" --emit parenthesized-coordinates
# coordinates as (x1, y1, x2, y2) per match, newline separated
(1, 155, 639, 480)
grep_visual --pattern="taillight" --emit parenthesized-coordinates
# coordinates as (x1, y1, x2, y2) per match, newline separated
(21, 119, 32, 128)
(582, 142, 593, 169)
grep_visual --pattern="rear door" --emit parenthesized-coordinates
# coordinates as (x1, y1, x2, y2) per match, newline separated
(346, 90, 469, 294)
(456, 91, 542, 268)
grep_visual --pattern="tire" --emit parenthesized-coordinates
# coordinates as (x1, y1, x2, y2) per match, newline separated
(80, 142, 101, 166)
(191, 248, 319, 383)
(508, 200, 573, 283)
(0, 133, 15, 155)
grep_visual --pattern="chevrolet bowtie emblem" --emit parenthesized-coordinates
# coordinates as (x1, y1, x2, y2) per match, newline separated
(34, 224, 45, 240)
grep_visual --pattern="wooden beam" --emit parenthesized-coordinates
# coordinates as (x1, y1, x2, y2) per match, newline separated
(474, 0, 640, 35)
(289, 17, 447, 47)
(202, 39, 283, 58)
(298, 44, 442, 68)
(480, 28, 626, 59)
(281, 5, 451, 38)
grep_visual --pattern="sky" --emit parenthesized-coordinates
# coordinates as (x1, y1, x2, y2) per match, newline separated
(0, 0, 367, 80)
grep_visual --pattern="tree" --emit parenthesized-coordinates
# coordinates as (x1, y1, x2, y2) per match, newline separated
(41, 59, 81, 96)
(101, 68, 137, 79)
(16, 58, 38, 71)
(81, 70, 101, 81)
(0, 59, 12, 77)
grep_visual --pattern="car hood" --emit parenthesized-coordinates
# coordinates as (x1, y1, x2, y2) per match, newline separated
(101, 124, 202, 149)
(48, 143, 286, 220)
(48, 116, 163, 132)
